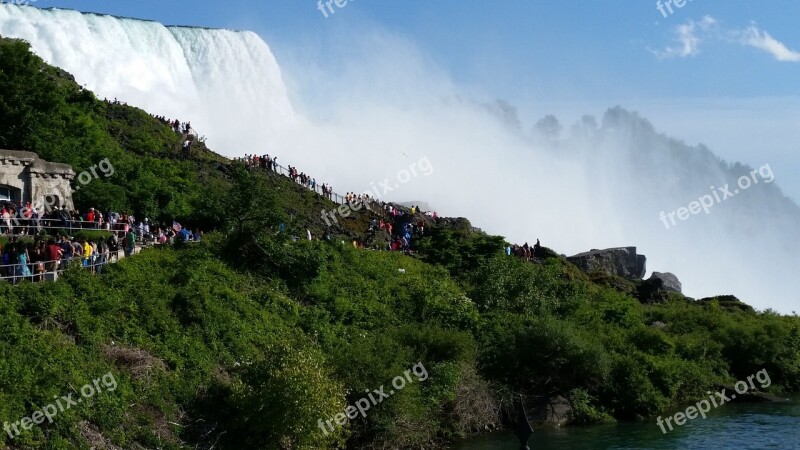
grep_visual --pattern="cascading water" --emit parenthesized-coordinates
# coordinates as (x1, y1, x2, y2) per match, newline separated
(0, 5, 295, 153)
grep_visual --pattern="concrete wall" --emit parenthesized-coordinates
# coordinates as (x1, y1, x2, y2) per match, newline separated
(0, 150, 75, 210)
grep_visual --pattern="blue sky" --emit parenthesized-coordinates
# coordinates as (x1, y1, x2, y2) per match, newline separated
(23, 0, 800, 199)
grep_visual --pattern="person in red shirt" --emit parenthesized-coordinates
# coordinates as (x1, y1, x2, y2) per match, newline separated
(46, 239, 62, 273)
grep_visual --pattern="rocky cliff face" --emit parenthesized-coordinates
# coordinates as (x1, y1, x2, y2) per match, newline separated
(567, 247, 646, 280)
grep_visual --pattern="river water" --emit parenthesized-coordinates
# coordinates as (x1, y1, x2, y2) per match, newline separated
(454, 396, 799, 449)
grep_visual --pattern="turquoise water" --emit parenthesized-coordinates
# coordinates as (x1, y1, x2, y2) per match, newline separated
(454, 396, 799, 449)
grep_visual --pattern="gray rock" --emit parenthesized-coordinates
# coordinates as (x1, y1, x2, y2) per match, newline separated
(567, 247, 647, 280)
(531, 395, 572, 427)
(649, 272, 682, 293)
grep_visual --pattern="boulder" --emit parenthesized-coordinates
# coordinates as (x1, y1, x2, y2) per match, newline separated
(697, 295, 755, 314)
(567, 247, 646, 280)
(650, 321, 667, 330)
(364, 228, 391, 250)
(648, 272, 682, 293)
(531, 395, 572, 427)
(636, 277, 670, 304)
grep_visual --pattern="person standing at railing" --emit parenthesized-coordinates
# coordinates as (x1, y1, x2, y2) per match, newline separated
(32, 241, 46, 281)
(81, 239, 92, 269)
(19, 202, 31, 235)
(124, 230, 136, 257)
(107, 210, 117, 231)
(47, 239, 62, 274)
(1, 206, 13, 235)
(59, 207, 71, 230)
(31, 204, 41, 234)
(1, 240, 13, 279)
(15, 242, 31, 281)
(72, 239, 83, 263)
(89, 240, 98, 273)
(59, 235, 73, 268)
(94, 209, 104, 230)
(72, 210, 83, 231)
(107, 233, 120, 262)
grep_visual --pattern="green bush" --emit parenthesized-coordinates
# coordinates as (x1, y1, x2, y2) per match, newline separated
(568, 388, 615, 425)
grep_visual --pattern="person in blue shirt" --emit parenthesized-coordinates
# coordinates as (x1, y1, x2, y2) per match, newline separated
(59, 235, 74, 267)
(178, 228, 191, 242)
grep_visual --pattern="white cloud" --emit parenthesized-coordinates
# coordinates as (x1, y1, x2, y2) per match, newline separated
(650, 15, 717, 59)
(652, 16, 800, 63)
(735, 25, 800, 62)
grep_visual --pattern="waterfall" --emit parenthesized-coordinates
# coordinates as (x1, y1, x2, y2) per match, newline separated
(0, 5, 295, 153)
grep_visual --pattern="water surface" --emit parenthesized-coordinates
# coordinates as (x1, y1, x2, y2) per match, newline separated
(454, 396, 800, 449)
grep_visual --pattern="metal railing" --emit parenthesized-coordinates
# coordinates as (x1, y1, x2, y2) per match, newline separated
(241, 159, 376, 207)
(0, 218, 134, 235)
(0, 250, 128, 283)
(272, 161, 347, 205)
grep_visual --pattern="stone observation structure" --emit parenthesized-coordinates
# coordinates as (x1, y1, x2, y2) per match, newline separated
(0, 150, 75, 210)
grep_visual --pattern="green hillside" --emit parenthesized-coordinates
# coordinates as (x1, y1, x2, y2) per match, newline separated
(0, 36, 798, 450)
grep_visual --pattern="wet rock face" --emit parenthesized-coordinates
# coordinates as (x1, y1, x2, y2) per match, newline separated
(567, 247, 647, 280)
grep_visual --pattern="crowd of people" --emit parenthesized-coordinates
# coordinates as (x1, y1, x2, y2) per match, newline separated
(382, 205, 429, 253)
(506, 239, 543, 261)
(0, 224, 205, 284)
(240, 153, 441, 254)
(0, 143, 541, 283)
(241, 154, 349, 204)
(0, 232, 130, 283)
(0, 202, 149, 235)
(240, 153, 544, 261)
(0, 203, 205, 283)
(242, 154, 279, 172)
(150, 113, 200, 158)
(105, 97, 128, 106)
